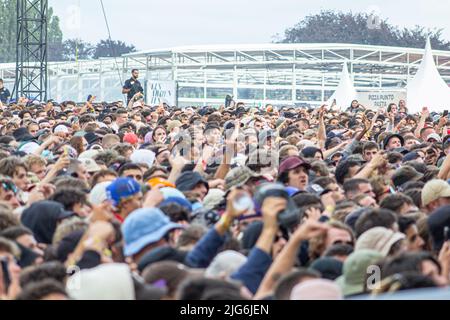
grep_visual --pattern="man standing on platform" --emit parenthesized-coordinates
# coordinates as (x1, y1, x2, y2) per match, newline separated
(122, 69, 144, 104)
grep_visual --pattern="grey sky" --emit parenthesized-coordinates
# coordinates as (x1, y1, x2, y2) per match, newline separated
(50, 0, 450, 52)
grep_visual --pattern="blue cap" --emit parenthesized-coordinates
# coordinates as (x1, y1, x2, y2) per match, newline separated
(121, 208, 184, 256)
(160, 187, 186, 200)
(159, 196, 193, 213)
(106, 177, 141, 206)
(285, 186, 300, 197)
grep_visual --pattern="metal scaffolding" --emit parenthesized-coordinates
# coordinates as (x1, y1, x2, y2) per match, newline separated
(13, 0, 48, 102)
(2, 43, 450, 106)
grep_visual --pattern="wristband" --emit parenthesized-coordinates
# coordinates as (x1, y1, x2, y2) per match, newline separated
(219, 214, 233, 230)
(325, 205, 335, 213)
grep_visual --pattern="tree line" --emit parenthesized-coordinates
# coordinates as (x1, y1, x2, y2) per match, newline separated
(0, 0, 136, 63)
(275, 10, 450, 50)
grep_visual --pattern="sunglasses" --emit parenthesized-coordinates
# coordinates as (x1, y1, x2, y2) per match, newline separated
(0, 180, 17, 194)
(332, 240, 354, 246)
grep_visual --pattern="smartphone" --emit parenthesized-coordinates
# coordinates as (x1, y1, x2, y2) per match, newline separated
(1, 257, 11, 292)
(444, 110, 449, 117)
(444, 226, 450, 242)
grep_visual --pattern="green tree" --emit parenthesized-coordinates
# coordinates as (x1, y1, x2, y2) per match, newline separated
(0, 0, 63, 63)
(0, 0, 17, 63)
(48, 7, 64, 61)
(93, 39, 136, 59)
(62, 39, 95, 61)
(276, 10, 450, 50)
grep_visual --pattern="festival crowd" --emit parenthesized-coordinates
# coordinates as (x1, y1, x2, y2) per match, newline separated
(1, 73, 450, 300)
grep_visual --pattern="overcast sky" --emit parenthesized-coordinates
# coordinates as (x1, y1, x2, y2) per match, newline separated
(50, 0, 450, 51)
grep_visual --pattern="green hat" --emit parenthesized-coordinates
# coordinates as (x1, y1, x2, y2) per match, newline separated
(224, 166, 262, 191)
(335, 249, 383, 297)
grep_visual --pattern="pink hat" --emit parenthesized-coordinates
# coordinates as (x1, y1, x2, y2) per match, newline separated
(278, 156, 311, 176)
(290, 279, 343, 300)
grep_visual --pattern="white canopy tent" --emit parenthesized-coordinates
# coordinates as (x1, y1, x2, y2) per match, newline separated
(327, 62, 357, 110)
(407, 38, 450, 114)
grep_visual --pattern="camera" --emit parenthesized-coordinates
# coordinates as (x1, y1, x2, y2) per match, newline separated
(254, 183, 300, 231)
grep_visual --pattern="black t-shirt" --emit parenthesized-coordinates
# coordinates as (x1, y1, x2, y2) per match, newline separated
(0, 87, 11, 104)
(123, 77, 143, 102)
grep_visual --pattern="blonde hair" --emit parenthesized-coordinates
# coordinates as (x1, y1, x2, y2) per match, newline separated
(24, 154, 47, 170)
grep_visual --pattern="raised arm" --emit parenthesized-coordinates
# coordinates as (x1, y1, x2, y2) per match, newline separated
(414, 107, 429, 139)
(353, 151, 387, 180)
(254, 218, 329, 299)
(214, 121, 239, 180)
(317, 106, 327, 150)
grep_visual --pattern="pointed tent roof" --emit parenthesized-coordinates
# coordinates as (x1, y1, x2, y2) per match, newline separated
(327, 62, 357, 110)
(407, 38, 450, 114)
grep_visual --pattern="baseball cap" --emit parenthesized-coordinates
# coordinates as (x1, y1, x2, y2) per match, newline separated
(79, 149, 100, 160)
(106, 177, 142, 207)
(130, 149, 156, 167)
(121, 208, 184, 256)
(278, 156, 311, 176)
(79, 158, 101, 173)
(123, 132, 139, 145)
(89, 181, 112, 205)
(402, 152, 420, 163)
(202, 188, 225, 211)
(224, 166, 264, 190)
(335, 249, 383, 296)
(54, 124, 69, 134)
(175, 172, 208, 192)
(422, 179, 450, 207)
(309, 257, 343, 281)
(355, 227, 405, 256)
(391, 166, 423, 188)
(147, 177, 175, 189)
(427, 133, 442, 143)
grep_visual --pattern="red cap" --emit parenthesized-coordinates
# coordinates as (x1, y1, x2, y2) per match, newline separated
(123, 132, 138, 145)
(278, 156, 311, 176)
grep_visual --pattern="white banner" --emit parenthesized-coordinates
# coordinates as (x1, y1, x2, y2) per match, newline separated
(357, 91, 406, 109)
(146, 80, 177, 106)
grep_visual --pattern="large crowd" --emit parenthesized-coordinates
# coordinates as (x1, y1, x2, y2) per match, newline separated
(1, 72, 450, 300)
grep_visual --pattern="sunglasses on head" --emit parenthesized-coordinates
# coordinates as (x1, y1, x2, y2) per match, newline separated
(0, 180, 17, 194)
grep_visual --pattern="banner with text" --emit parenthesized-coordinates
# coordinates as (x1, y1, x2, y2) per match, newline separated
(357, 91, 406, 109)
(146, 80, 177, 106)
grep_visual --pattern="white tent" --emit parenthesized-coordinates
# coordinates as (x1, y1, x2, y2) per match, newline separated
(407, 38, 450, 114)
(327, 62, 357, 110)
